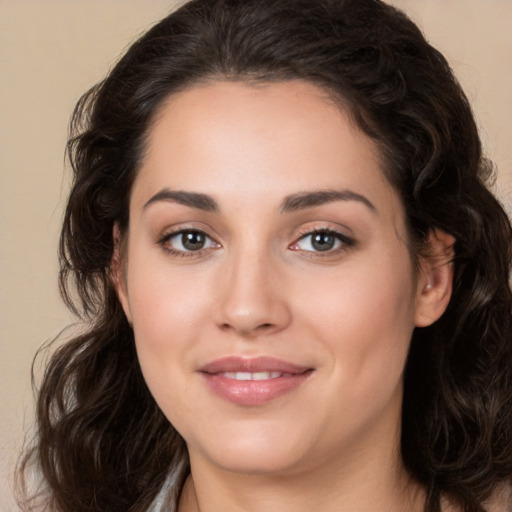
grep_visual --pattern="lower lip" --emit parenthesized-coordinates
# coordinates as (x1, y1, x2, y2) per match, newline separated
(201, 372, 312, 406)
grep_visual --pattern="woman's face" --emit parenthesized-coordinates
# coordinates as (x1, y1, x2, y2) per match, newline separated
(117, 80, 440, 477)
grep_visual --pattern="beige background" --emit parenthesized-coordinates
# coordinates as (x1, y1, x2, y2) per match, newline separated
(1, 1, 511, 509)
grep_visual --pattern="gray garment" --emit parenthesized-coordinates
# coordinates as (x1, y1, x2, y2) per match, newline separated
(147, 458, 188, 512)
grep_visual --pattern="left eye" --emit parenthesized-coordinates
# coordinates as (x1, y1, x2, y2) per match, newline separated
(166, 230, 218, 252)
(293, 230, 347, 252)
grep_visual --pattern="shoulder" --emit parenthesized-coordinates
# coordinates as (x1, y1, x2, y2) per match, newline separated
(441, 482, 512, 512)
(483, 482, 512, 512)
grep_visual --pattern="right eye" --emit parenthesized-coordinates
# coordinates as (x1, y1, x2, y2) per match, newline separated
(159, 229, 220, 255)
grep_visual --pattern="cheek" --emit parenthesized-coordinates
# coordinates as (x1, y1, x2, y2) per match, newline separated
(125, 252, 215, 403)
(127, 238, 214, 335)
(294, 250, 417, 392)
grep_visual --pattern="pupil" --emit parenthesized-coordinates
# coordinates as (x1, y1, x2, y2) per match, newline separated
(312, 232, 335, 251)
(182, 231, 205, 251)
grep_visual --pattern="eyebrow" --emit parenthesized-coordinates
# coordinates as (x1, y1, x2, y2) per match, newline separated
(143, 187, 376, 214)
(280, 189, 377, 214)
(143, 189, 219, 212)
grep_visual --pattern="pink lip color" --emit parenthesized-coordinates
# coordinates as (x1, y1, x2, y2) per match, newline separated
(199, 356, 313, 406)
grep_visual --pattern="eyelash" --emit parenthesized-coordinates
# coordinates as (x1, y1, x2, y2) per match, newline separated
(157, 229, 219, 258)
(157, 226, 355, 258)
(292, 227, 355, 257)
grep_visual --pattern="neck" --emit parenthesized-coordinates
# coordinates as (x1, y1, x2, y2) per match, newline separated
(178, 443, 425, 512)
(177, 386, 424, 512)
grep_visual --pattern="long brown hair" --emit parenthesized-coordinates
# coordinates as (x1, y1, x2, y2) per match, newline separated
(18, 1, 512, 511)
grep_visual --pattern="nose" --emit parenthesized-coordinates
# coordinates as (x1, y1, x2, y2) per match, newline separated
(214, 248, 292, 338)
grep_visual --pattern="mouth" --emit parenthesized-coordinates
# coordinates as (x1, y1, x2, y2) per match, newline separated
(215, 371, 295, 380)
(198, 356, 314, 406)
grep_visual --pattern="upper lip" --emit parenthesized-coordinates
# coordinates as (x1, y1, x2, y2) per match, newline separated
(199, 356, 313, 374)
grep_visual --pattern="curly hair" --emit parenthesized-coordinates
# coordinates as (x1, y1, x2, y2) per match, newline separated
(17, 0, 512, 511)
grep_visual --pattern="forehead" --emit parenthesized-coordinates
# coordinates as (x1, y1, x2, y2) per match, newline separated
(133, 80, 400, 218)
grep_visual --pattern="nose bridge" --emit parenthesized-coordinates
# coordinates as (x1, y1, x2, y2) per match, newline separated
(215, 237, 290, 336)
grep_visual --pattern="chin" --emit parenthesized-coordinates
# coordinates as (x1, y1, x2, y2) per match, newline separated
(186, 423, 315, 476)
(206, 447, 308, 476)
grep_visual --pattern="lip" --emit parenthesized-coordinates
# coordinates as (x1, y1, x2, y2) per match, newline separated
(198, 356, 314, 406)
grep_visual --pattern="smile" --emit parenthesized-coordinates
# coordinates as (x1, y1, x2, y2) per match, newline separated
(218, 371, 292, 380)
(199, 357, 314, 406)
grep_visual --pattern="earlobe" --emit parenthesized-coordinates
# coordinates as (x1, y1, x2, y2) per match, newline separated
(414, 229, 455, 328)
(111, 223, 133, 324)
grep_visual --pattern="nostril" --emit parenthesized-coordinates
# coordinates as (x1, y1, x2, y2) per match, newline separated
(256, 323, 275, 331)
(219, 322, 276, 335)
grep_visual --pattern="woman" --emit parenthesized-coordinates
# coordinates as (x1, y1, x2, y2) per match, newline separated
(17, 0, 512, 511)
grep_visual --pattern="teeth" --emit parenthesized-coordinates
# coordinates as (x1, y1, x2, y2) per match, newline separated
(220, 371, 284, 380)
(253, 371, 282, 380)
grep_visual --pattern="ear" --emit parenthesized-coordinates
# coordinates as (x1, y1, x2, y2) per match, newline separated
(414, 229, 455, 328)
(111, 223, 133, 324)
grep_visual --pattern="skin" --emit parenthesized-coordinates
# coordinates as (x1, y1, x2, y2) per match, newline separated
(115, 80, 454, 512)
